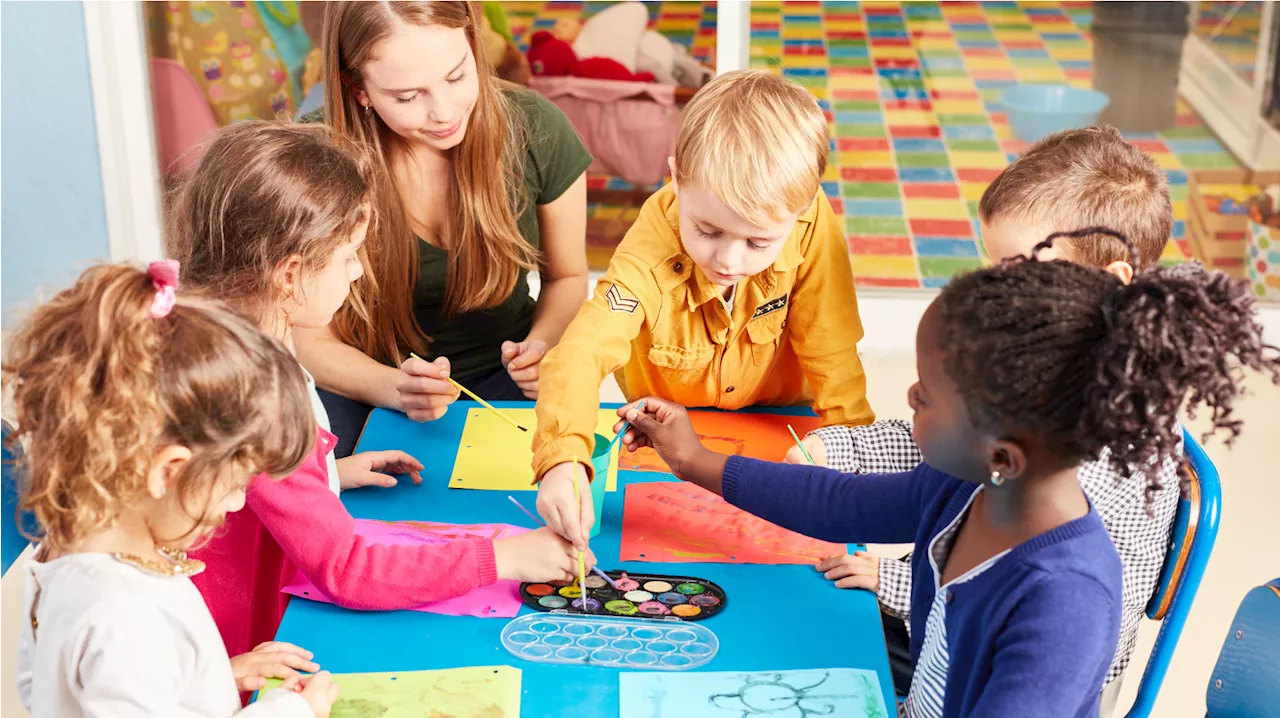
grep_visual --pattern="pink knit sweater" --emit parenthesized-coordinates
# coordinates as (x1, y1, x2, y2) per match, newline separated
(191, 427, 499, 658)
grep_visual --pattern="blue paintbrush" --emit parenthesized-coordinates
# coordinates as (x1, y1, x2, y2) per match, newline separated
(606, 400, 647, 455)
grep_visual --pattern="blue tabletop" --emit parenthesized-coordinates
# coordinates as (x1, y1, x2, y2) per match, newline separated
(275, 402, 896, 714)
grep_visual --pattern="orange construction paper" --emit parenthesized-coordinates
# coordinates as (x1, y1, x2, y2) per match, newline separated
(620, 481, 844, 565)
(620, 411, 823, 473)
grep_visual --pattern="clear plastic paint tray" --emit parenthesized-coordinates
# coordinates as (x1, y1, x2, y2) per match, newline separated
(500, 612, 719, 670)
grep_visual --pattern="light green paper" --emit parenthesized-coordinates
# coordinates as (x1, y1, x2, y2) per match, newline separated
(261, 665, 520, 718)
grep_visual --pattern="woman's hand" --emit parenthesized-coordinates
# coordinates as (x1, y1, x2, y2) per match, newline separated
(229, 641, 319, 693)
(501, 339, 548, 399)
(337, 450, 424, 489)
(396, 355, 458, 422)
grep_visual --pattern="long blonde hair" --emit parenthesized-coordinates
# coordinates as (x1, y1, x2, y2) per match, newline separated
(2, 265, 314, 553)
(321, 1, 532, 366)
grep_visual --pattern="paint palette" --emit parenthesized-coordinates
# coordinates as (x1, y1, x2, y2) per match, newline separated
(520, 571, 727, 622)
(500, 613, 719, 670)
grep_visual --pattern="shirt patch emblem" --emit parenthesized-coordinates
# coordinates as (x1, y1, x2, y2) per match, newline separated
(606, 284, 639, 314)
(752, 294, 789, 320)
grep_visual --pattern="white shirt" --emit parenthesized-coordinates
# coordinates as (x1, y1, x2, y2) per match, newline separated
(302, 367, 341, 496)
(17, 552, 311, 718)
(905, 487, 1011, 718)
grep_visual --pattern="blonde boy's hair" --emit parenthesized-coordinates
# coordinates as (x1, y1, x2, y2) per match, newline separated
(979, 125, 1172, 271)
(675, 70, 828, 227)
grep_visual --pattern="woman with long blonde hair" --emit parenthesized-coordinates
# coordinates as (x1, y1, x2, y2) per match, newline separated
(297, 1, 591, 456)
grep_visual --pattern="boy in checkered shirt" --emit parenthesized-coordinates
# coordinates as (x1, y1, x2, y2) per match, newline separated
(788, 126, 1180, 716)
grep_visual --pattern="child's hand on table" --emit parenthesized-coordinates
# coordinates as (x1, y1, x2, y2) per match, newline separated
(229, 641, 320, 692)
(784, 434, 827, 466)
(615, 398, 707, 479)
(297, 671, 340, 718)
(501, 339, 548, 399)
(495, 526, 597, 583)
(396, 354, 458, 422)
(817, 550, 880, 591)
(336, 450, 424, 489)
(537, 461, 595, 550)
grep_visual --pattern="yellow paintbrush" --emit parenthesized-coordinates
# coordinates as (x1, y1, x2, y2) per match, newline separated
(571, 457, 588, 611)
(408, 352, 528, 432)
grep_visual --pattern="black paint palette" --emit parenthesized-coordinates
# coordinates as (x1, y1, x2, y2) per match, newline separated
(520, 570, 727, 622)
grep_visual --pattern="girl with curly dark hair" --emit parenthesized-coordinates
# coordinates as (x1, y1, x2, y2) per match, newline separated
(610, 230, 1280, 718)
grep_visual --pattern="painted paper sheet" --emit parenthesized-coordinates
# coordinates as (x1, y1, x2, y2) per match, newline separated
(281, 519, 527, 617)
(450, 408, 622, 491)
(262, 665, 521, 718)
(619, 668, 888, 718)
(619, 482, 843, 564)
(620, 412, 822, 474)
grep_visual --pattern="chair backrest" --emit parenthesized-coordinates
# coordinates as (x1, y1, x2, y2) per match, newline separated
(1124, 428, 1222, 718)
(149, 57, 219, 176)
(2, 421, 31, 575)
(1206, 579, 1280, 717)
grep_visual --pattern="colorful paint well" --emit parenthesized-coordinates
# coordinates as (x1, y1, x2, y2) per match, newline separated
(538, 595, 568, 609)
(519, 571, 727, 622)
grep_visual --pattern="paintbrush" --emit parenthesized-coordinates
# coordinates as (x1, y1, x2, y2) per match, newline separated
(408, 352, 528, 432)
(787, 424, 815, 465)
(605, 399, 647, 455)
(570, 457, 589, 611)
(506, 495, 619, 590)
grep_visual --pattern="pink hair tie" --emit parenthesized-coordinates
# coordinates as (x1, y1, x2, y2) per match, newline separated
(147, 259, 180, 319)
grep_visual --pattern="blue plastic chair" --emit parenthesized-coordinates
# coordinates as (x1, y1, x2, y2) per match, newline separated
(1205, 578, 1280, 717)
(1124, 428, 1222, 718)
(2, 420, 32, 575)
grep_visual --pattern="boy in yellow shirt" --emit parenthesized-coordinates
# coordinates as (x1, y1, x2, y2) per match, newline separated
(534, 70, 875, 546)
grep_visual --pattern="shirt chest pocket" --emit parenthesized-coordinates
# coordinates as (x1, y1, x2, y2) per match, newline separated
(746, 311, 788, 365)
(646, 344, 715, 374)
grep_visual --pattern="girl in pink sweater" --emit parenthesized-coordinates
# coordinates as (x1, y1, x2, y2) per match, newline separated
(169, 122, 594, 661)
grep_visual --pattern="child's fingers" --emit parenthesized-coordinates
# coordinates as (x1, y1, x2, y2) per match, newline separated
(277, 652, 320, 673)
(240, 676, 267, 691)
(253, 641, 314, 659)
(823, 564, 857, 581)
(834, 574, 877, 590)
(815, 555, 846, 572)
(279, 674, 301, 692)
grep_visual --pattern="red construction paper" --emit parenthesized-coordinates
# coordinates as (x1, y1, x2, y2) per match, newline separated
(620, 482, 844, 565)
(619, 411, 823, 473)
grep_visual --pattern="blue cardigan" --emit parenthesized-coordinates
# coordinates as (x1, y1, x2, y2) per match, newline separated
(722, 457, 1123, 718)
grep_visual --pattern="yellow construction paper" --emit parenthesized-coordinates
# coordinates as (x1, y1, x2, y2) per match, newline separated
(450, 408, 620, 491)
(260, 665, 520, 717)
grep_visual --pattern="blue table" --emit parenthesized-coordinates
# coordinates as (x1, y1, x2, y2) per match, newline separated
(275, 402, 896, 715)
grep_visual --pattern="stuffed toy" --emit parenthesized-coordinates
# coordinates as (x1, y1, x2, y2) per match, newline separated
(560, 2, 713, 89)
(526, 31, 655, 83)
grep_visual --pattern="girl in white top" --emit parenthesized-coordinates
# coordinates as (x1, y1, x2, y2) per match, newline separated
(4, 262, 340, 717)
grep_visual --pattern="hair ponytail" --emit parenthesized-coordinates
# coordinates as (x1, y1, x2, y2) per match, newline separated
(3, 264, 315, 552)
(935, 233, 1279, 504)
(1080, 262, 1280, 478)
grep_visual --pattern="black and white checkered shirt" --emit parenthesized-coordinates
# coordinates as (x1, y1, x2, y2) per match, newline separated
(813, 419, 1180, 685)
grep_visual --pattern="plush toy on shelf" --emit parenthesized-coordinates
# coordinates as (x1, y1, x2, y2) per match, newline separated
(527, 2, 712, 88)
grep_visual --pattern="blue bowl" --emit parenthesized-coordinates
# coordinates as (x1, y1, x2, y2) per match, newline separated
(1000, 85, 1111, 142)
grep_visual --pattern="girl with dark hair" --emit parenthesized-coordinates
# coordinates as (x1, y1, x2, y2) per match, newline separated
(610, 231, 1280, 718)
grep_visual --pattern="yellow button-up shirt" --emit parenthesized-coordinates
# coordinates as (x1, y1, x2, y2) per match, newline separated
(532, 184, 875, 479)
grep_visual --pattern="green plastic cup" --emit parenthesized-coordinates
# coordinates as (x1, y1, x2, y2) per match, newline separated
(590, 433, 610, 539)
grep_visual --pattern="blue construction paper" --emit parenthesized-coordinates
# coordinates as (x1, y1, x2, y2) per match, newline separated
(619, 668, 890, 718)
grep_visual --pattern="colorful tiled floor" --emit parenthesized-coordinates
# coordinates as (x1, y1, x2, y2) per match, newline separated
(750, 0, 1241, 289)
(1195, 0, 1263, 83)
(504, 1, 1244, 287)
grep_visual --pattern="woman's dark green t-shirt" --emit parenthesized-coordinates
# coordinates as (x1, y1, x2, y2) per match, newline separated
(303, 89, 591, 382)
